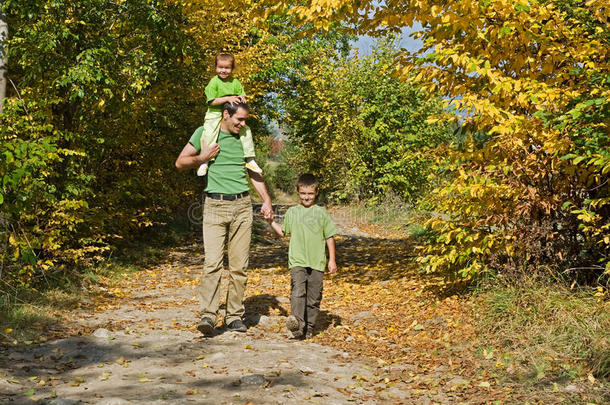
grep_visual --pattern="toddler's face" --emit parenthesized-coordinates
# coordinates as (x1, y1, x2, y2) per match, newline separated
(297, 185, 318, 208)
(216, 59, 233, 80)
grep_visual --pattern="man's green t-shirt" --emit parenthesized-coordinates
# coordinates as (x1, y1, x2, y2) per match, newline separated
(189, 127, 249, 194)
(205, 76, 245, 114)
(281, 204, 337, 272)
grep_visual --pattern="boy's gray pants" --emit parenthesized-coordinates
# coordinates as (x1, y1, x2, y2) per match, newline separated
(290, 266, 324, 333)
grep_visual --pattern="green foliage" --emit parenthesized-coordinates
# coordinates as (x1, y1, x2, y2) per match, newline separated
(274, 39, 451, 202)
(0, 1, 353, 287)
(270, 141, 299, 193)
(0, 0, 206, 285)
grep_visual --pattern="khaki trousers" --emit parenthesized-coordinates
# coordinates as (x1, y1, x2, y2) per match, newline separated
(198, 195, 252, 325)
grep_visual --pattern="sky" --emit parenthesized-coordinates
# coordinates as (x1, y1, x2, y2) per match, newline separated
(353, 23, 424, 55)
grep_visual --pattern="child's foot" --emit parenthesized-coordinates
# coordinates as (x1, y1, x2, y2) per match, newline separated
(197, 162, 208, 176)
(305, 329, 315, 339)
(245, 158, 263, 174)
(286, 315, 303, 338)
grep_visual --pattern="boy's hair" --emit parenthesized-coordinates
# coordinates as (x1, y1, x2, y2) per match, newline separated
(222, 101, 250, 116)
(215, 53, 235, 69)
(296, 173, 319, 191)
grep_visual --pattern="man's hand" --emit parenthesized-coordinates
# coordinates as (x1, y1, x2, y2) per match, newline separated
(201, 142, 220, 162)
(327, 260, 337, 274)
(260, 202, 273, 221)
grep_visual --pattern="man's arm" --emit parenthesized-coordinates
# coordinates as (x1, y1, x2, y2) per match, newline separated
(326, 237, 337, 274)
(175, 142, 220, 172)
(248, 171, 273, 220)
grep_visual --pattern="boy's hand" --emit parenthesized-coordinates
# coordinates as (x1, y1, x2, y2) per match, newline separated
(327, 260, 337, 274)
(228, 95, 242, 104)
(238, 95, 247, 103)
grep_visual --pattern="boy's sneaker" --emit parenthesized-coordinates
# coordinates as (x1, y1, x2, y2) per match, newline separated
(286, 315, 303, 338)
(197, 317, 215, 336)
(197, 162, 208, 177)
(227, 319, 247, 332)
(245, 158, 263, 174)
(305, 329, 315, 339)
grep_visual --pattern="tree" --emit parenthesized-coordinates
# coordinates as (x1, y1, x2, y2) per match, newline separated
(0, 2, 7, 114)
(253, 0, 610, 279)
(0, 0, 279, 285)
(0, 0, 352, 286)
(275, 39, 450, 201)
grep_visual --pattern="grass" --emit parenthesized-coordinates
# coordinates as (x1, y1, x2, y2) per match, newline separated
(474, 277, 610, 401)
(1, 218, 193, 346)
(0, 287, 82, 344)
(339, 195, 610, 401)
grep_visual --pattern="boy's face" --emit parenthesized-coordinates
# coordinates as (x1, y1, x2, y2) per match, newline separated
(297, 185, 318, 208)
(216, 58, 233, 80)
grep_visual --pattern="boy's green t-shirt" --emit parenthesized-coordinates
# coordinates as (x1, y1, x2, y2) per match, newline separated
(205, 76, 245, 114)
(281, 204, 337, 272)
(189, 127, 249, 194)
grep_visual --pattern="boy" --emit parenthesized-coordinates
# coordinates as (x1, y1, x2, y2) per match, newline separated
(197, 53, 262, 176)
(267, 174, 337, 339)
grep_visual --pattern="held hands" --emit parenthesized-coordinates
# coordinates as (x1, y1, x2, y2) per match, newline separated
(260, 202, 273, 221)
(327, 260, 337, 274)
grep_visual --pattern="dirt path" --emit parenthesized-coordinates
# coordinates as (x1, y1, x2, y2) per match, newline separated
(3, 208, 589, 404)
(0, 213, 417, 404)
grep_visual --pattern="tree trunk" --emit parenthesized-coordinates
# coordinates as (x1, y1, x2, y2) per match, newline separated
(0, 5, 7, 114)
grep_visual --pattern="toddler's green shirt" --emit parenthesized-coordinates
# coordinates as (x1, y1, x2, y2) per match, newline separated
(205, 76, 245, 114)
(282, 204, 337, 272)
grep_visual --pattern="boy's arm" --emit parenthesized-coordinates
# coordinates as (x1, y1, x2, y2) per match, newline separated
(268, 220, 284, 237)
(209, 95, 243, 106)
(326, 237, 337, 274)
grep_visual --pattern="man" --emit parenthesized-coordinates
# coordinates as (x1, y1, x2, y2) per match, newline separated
(175, 101, 273, 335)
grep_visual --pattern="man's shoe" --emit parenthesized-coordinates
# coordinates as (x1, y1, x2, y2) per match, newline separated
(227, 319, 247, 332)
(197, 317, 215, 336)
(286, 315, 303, 338)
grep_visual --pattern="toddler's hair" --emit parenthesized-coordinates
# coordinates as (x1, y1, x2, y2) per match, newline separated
(215, 53, 235, 69)
(296, 174, 319, 191)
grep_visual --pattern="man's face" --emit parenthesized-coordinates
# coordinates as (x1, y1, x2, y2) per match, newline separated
(223, 107, 248, 135)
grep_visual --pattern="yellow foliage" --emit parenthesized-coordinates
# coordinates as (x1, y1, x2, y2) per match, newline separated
(253, 0, 609, 278)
